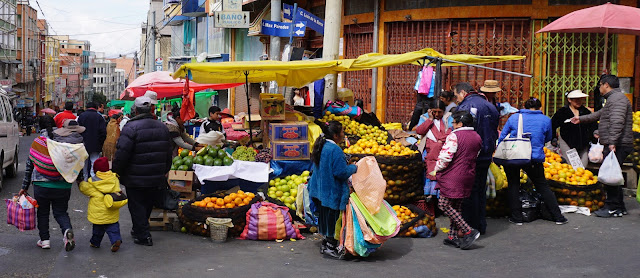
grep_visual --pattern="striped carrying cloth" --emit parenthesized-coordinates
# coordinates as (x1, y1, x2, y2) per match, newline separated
(239, 202, 303, 240)
(28, 136, 62, 180)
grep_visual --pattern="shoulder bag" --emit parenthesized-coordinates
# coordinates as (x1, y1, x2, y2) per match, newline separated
(493, 114, 531, 165)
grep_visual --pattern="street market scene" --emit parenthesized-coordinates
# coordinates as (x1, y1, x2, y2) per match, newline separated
(2, 0, 640, 277)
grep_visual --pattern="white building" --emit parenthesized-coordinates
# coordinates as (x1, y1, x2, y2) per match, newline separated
(114, 68, 125, 99)
(92, 52, 121, 101)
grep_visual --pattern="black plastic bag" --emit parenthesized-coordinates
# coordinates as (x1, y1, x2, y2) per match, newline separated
(519, 190, 540, 223)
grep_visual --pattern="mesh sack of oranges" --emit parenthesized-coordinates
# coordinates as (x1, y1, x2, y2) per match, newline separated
(392, 205, 425, 237)
(181, 190, 260, 235)
(349, 153, 424, 205)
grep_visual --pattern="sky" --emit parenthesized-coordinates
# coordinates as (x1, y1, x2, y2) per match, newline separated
(37, 0, 148, 57)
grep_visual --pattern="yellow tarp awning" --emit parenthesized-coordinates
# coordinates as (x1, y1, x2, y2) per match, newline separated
(172, 48, 525, 88)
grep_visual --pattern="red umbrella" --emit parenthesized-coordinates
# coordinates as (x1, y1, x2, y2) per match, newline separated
(536, 2, 640, 72)
(120, 71, 242, 100)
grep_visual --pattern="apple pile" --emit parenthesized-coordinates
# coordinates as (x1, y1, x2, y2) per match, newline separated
(267, 171, 310, 210)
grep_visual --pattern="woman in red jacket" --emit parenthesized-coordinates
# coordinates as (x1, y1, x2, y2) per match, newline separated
(416, 100, 451, 198)
(430, 110, 483, 250)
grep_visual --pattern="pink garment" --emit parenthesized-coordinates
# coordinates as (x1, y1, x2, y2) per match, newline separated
(418, 66, 434, 95)
(416, 118, 450, 180)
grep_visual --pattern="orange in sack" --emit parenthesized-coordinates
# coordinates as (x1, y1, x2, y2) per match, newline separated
(350, 156, 386, 214)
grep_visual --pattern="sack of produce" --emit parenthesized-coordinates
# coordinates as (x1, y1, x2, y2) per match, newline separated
(180, 190, 260, 236)
(548, 180, 605, 212)
(239, 202, 303, 240)
(392, 204, 438, 238)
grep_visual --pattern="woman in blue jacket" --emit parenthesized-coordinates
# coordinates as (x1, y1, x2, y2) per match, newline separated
(498, 98, 567, 225)
(308, 121, 357, 260)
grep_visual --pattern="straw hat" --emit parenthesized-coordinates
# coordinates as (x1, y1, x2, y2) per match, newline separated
(480, 80, 502, 93)
(566, 90, 589, 99)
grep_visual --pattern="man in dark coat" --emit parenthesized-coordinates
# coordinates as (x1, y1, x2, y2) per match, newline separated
(572, 74, 633, 217)
(78, 102, 107, 180)
(112, 96, 172, 246)
(453, 82, 499, 235)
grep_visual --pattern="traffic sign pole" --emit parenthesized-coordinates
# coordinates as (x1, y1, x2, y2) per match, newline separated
(288, 3, 298, 45)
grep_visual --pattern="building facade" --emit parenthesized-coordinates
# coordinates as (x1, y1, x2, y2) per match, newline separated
(44, 36, 60, 106)
(16, 0, 41, 111)
(93, 52, 125, 102)
(140, 0, 172, 73)
(0, 0, 19, 97)
(336, 0, 638, 123)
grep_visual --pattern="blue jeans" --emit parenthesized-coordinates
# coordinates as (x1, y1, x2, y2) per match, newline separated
(90, 222, 122, 247)
(33, 185, 72, 241)
(84, 152, 101, 181)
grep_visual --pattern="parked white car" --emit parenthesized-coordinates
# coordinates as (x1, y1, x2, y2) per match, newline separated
(0, 89, 19, 191)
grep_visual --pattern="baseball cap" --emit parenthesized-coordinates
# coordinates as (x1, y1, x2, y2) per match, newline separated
(144, 91, 158, 104)
(134, 96, 152, 108)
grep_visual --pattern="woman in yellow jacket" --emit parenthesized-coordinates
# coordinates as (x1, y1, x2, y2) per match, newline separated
(79, 157, 128, 252)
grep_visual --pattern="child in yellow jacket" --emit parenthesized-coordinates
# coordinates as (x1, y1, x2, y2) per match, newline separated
(79, 157, 128, 252)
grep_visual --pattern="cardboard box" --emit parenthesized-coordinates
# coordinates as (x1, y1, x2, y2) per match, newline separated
(243, 114, 261, 130)
(259, 93, 285, 120)
(168, 170, 194, 193)
(337, 88, 355, 105)
(271, 140, 310, 160)
(269, 122, 309, 141)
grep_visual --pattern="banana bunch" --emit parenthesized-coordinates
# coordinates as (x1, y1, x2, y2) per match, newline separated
(382, 123, 403, 130)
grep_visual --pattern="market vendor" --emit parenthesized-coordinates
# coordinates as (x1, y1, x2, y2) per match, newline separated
(550, 90, 596, 167)
(165, 108, 203, 156)
(200, 106, 226, 135)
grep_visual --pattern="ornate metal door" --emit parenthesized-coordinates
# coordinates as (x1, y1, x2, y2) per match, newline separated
(530, 19, 615, 115)
(385, 19, 531, 124)
(343, 23, 374, 110)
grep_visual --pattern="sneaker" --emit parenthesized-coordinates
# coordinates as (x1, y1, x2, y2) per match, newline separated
(594, 208, 623, 218)
(508, 218, 523, 226)
(111, 240, 122, 252)
(459, 229, 480, 250)
(63, 229, 75, 252)
(37, 240, 50, 249)
(90, 243, 100, 248)
(621, 208, 628, 215)
(555, 217, 569, 225)
(443, 237, 460, 248)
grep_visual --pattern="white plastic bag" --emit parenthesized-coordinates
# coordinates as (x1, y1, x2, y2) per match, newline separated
(598, 151, 624, 186)
(588, 140, 604, 163)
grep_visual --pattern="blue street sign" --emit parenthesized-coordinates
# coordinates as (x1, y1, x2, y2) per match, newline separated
(261, 20, 306, 37)
(283, 3, 324, 35)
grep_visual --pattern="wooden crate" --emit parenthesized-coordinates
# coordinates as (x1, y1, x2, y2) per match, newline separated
(149, 209, 177, 231)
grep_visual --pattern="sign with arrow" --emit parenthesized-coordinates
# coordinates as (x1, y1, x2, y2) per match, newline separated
(213, 11, 250, 28)
(261, 20, 306, 37)
(283, 4, 324, 35)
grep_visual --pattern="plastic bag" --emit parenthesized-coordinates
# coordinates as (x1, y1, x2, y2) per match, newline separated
(588, 140, 604, 163)
(349, 193, 400, 237)
(351, 156, 386, 214)
(520, 190, 540, 223)
(351, 206, 381, 257)
(598, 151, 624, 186)
(636, 179, 640, 204)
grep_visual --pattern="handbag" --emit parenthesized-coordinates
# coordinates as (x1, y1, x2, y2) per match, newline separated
(493, 114, 532, 165)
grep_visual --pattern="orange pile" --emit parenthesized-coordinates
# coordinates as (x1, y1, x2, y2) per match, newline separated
(543, 148, 597, 185)
(192, 190, 255, 209)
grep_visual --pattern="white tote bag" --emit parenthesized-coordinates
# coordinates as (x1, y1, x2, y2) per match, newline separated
(598, 151, 624, 186)
(493, 114, 531, 166)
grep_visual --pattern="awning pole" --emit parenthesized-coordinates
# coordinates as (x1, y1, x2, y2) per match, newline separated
(425, 56, 532, 78)
(244, 71, 252, 145)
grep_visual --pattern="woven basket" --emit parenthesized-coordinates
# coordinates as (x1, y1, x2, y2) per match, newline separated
(206, 217, 232, 242)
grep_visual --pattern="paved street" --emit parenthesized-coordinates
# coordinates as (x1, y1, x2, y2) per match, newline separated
(0, 135, 639, 278)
